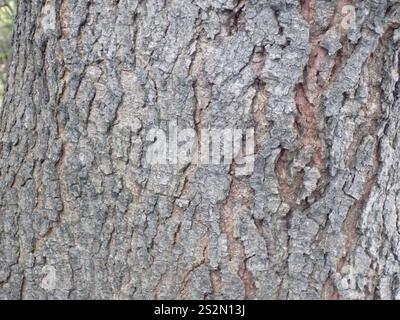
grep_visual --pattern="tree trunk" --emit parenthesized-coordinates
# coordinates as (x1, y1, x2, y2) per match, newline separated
(0, 0, 400, 300)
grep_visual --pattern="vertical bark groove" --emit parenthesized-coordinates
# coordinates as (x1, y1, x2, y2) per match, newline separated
(0, 0, 400, 300)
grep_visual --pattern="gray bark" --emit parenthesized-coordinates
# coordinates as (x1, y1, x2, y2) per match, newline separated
(0, 0, 400, 300)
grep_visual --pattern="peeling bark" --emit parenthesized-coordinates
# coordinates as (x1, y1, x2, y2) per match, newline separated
(0, 0, 400, 300)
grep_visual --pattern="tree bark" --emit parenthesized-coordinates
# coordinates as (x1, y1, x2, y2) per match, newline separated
(0, 0, 400, 300)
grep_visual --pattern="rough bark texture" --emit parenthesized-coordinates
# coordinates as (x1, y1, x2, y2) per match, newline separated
(1, 0, 400, 300)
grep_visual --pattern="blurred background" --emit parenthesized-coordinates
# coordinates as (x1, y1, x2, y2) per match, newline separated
(0, 0, 15, 102)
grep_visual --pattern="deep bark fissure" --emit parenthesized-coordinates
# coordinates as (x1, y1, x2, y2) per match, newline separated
(1, 0, 400, 300)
